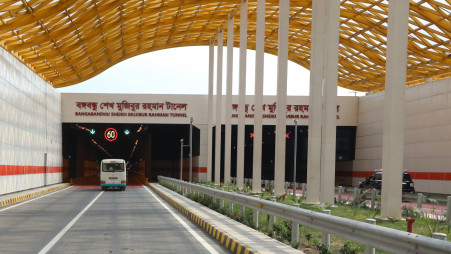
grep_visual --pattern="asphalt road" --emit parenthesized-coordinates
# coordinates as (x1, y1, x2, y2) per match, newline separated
(0, 185, 229, 254)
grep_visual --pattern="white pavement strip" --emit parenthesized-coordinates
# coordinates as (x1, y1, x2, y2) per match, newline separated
(144, 186, 219, 254)
(0, 188, 70, 213)
(38, 191, 104, 254)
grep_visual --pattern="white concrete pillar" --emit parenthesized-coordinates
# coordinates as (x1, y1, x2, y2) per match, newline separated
(252, 0, 265, 193)
(237, 0, 248, 190)
(197, 124, 209, 182)
(319, 1, 340, 205)
(274, 0, 289, 195)
(214, 29, 224, 185)
(224, 14, 234, 186)
(207, 39, 214, 182)
(306, 0, 326, 204)
(381, 0, 410, 219)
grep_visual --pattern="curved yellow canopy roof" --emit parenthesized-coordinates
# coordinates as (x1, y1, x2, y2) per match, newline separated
(0, 0, 449, 91)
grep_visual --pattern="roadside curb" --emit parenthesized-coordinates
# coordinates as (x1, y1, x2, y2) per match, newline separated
(149, 183, 260, 254)
(0, 183, 70, 208)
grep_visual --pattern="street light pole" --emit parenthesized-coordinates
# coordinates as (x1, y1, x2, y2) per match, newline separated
(293, 118, 298, 196)
(180, 139, 184, 180)
(180, 139, 191, 181)
(189, 117, 193, 182)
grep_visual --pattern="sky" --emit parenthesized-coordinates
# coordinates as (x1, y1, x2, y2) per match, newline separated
(57, 46, 365, 97)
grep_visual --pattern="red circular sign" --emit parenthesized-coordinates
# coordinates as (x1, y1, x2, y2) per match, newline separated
(104, 128, 118, 142)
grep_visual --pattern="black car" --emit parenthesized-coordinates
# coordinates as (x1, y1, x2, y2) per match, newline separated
(359, 171, 415, 193)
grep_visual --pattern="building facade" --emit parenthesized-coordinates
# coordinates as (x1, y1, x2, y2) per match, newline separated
(1, 46, 450, 195)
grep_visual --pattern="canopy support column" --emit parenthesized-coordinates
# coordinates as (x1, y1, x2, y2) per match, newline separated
(320, 1, 340, 205)
(307, 0, 326, 204)
(214, 29, 224, 185)
(252, 0, 265, 193)
(224, 14, 234, 185)
(274, 0, 289, 195)
(237, 0, 248, 189)
(207, 39, 214, 182)
(381, 0, 410, 219)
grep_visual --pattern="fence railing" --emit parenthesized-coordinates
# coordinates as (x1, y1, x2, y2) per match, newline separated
(158, 176, 451, 254)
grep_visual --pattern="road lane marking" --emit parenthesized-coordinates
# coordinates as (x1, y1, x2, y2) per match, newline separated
(38, 191, 104, 254)
(144, 186, 219, 254)
(0, 188, 69, 212)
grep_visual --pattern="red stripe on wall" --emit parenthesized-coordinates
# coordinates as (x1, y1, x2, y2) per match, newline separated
(411, 172, 446, 180)
(0, 165, 62, 175)
(47, 167, 63, 173)
(191, 167, 207, 173)
(429, 173, 445, 180)
(342, 171, 451, 181)
(352, 171, 374, 178)
(412, 172, 428, 180)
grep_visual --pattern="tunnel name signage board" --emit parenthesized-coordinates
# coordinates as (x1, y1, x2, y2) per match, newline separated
(74, 100, 189, 118)
(73, 100, 341, 120)
(104, 128, 118, 142)
(63, 94, 358, 126)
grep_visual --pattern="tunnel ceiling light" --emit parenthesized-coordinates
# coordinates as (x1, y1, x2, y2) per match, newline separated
(129, 139, 139, 158)
(77, 125, 91, 132)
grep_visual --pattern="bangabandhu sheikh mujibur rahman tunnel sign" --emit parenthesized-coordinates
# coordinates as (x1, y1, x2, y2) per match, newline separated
(73, 100, 341, 119)
(61, 94, 358, 125)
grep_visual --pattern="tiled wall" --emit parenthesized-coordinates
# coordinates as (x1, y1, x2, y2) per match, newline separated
(354, 78, 451, 194)
(0, 47, 62, 195)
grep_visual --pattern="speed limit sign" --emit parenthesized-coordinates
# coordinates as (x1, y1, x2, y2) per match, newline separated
(104, 128, 118, 142)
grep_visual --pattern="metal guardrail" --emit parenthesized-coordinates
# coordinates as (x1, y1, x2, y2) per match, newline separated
(159, 176, 451, 254)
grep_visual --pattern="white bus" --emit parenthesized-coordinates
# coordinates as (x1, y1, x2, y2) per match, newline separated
(100, 159, 127, 191)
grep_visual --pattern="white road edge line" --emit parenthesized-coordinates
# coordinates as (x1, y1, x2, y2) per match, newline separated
(144, 186, 219, 254)
(0, 187, 70, 212)
(38, 191, 104, 254)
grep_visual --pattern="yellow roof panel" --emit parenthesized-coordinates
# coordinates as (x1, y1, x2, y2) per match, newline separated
(0, 0, 449, 91)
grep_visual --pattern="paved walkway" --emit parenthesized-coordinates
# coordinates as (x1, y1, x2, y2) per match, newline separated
(150, 183, 304, 254)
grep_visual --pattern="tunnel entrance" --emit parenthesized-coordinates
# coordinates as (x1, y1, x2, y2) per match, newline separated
(211, 125, 356, 185)
(62, 123, 200, 182)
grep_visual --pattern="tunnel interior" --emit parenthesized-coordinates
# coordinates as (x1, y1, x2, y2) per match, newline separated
(62, 123, 200, 182)
(62, 123, 356, 185)
(211, 125, 356, 184)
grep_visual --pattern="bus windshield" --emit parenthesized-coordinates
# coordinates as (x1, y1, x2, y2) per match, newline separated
(102, 162, 125, 172)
